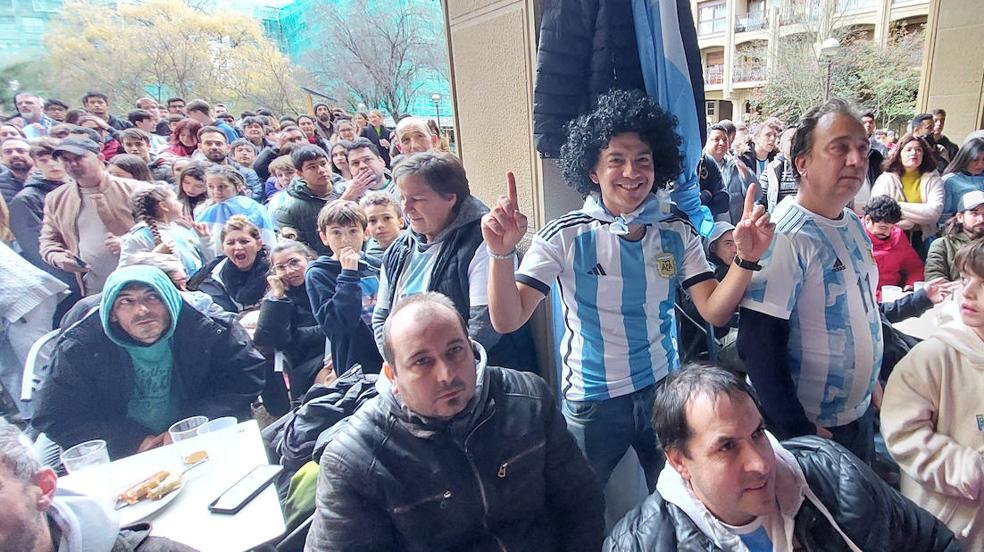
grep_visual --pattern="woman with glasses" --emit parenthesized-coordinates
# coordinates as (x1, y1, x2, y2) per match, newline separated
(253, 240, 326, 400)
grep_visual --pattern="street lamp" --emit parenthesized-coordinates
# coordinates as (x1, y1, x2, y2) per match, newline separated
(431, 93, 442, 135)
(819, 37, 841, 101)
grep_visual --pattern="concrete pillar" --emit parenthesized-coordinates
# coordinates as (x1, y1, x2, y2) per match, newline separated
(917, 0, 984, 143)
(442, 0, 581, 381)
(873, 0, 891, 46)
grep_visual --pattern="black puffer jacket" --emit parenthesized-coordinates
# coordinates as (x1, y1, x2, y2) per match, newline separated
(187, 253, 271, 313)
(253, 283, 326, 398)
(605, 436, 960, 551)
(305, 361, 605, 552)
(532, 0, 645, 157)
(33, 304, 266, 459)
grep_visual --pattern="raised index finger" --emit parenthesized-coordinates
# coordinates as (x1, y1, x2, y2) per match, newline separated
(506, 171, 517, 211)
(742, 182, 759, 220)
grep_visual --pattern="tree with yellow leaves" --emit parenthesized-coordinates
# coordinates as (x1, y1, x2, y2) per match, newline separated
(44, 0, 308, 114)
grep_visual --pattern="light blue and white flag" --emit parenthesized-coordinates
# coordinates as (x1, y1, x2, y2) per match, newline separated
(633, 0, 713, 236)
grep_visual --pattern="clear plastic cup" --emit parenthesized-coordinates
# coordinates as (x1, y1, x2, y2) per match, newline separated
(168, 416, 209, 465)
(206, 416, 237, 433)
(60, 439, 109, 474)
(881, 285, 903, 303)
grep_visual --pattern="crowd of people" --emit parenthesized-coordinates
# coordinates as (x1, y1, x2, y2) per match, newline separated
(0, 82, 982, 552)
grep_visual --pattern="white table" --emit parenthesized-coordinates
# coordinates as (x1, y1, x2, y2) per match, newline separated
(891, 294, 960, 341)
(60, 421, 286, 552)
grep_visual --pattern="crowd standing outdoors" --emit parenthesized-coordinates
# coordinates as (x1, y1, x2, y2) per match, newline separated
(0, 79, 983, 552)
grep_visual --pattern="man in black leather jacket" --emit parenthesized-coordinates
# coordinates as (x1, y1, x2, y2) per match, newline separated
(305, 292, 604, 552)
(606, 364, 960, 552)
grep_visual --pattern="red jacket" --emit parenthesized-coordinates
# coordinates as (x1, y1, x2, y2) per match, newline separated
(867, 225, 924, 299)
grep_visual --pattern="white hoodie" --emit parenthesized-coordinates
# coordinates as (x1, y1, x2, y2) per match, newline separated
(48, 489, 120, 552)
(881, 319, 984, 550)
(655, 433, 861, 552)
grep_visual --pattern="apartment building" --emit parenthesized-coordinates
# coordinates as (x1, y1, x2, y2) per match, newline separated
(694, 0, 930, 123)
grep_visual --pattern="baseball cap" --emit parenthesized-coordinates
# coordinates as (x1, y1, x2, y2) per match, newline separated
(960, 190, 984, 212)
(52, 136, 101, 157)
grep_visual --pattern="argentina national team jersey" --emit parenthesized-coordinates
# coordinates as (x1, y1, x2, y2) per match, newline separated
(516, 211, 714, 401)
(741, 197, 883, 428)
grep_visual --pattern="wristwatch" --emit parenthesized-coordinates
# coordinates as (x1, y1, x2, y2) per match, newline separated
(733, 255, 762, 271)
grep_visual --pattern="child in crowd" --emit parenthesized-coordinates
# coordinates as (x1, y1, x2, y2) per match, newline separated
(253, 240, 325, 399)
(120, 184, 213, 277)
(187, 215, 271, 313)
(231, 138, 258, 169)
(863, 195, 925, 299)
(176, 162, 209, 219)
(359, 190, 404, 258)
(265, 155, 296, 218)
(195, 164, 277, 255)
(881, 239, 984, 551)
(305, 200, 383, 375)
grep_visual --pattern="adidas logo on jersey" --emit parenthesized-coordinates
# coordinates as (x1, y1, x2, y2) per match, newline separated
(832, 258, 846, 272)
(587, 263, 607, 276)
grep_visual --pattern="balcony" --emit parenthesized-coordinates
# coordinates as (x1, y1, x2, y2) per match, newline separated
(704, 65, 724, 84)
(735, 14, 768, 33)
(837, 0, 875, 10)
(733, 65, 766, 82)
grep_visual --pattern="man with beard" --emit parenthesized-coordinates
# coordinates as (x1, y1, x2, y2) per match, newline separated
(0, 137, 33, 204)
(196, 126, 262, 202)
(314, 103, 334, 141)
(863, 195, 924, 299)
(0, 419, 198, 552)
(39, 137, 143, 296)
(926, 190, 984, 281)
(16, 93, 55, 139)
(305, 292, 603, 551)
(32, 265, 265, 459)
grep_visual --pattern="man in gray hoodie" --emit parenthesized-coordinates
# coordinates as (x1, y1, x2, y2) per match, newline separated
(0, 419, 197, 552)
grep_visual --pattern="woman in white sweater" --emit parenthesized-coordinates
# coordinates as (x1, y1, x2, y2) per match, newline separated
(881, 239, 984, 551)
(872, 133, 943, 258)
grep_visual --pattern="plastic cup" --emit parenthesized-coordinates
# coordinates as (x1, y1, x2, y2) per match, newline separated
(60, 439, 109, 474)
(168, 416, 209, 465)
(881, 285, 903, 303)
(206, 416, 237, 433)
(913, 281, 925, 292)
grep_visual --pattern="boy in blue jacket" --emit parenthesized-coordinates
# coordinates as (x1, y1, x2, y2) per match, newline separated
(305, 200, 383, 374)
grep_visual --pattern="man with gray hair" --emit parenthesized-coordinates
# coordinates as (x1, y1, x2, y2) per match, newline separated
(394, 116, 439, 156)
(0, 418, 198, 551)
(605, 363, 959, 551)
(306, 292, 603, 551)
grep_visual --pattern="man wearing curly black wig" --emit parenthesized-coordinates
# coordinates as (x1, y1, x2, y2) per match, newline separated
(482, 89, 774, 489)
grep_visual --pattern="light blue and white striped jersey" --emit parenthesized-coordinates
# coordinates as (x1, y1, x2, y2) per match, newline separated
(741, 197, 883, 428)
(517, 212, 714, 401)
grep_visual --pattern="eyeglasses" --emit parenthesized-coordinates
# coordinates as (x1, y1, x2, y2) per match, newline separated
(272, 257, 306, 273)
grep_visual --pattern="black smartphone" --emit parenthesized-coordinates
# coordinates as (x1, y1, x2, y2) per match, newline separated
(72, 254, 88, 269)
(208, 464, 283, 515)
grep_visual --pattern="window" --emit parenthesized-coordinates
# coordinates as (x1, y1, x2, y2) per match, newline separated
(698, 1, 727, 35)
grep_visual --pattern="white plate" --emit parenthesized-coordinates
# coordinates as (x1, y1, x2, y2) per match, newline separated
(118, 479, 185, 527)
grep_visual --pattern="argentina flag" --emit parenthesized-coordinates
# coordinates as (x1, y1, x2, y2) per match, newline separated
(632, 0, 713, 236)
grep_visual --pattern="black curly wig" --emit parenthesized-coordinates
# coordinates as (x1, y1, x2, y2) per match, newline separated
(560, 89, 683, 196)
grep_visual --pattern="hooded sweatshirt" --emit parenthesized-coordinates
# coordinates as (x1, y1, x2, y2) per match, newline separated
(306, 253, 383, 374)
(655, 433, 862, 552)
(48, 489, 119, 552)
(881, 320, 984, 550)
(99, 265, 183, 434)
